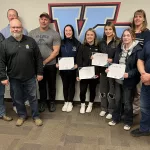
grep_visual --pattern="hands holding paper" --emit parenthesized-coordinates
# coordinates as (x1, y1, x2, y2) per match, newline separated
(92, 53, 108, 67)
(107, 58, 113, 63)
(107, 64, 126, 79)
(106, 68, 128, 78)
(56, 63, 77, 69)
(124, 73, 128, 78)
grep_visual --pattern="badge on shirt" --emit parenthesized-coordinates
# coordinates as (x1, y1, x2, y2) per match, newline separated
(26, 45, 29, 49)
(95, 48, 98, 51)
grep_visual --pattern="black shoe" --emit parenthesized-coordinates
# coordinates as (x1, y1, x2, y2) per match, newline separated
(38, 102, 45, 113)
(50, 101, 56, 112)
(130, 128, 150, 137)
(46, 101, 50, 111)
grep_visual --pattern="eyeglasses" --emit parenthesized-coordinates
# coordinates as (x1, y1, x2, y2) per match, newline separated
(10, 26, 22, 29)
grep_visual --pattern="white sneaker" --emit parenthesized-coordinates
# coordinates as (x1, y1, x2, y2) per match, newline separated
(124, 125, 131, 131)
(66, 102, 73, 112)
(106, 114, 112, 119)
(108, 121, 116, 126)
(62, 102, 69, 112)
(80, 103, 85, 114)
(13, 106, 17, 114)
(86, 102, 93, 113)
(25, 100, 30, 106)
(99, 111, 106, 117)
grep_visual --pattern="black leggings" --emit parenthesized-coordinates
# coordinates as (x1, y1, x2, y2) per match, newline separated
(60, 71, 76, 102)
(80, 78, 98, 103)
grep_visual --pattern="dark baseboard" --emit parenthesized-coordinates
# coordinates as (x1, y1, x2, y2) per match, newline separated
(4, 98, 101, 105)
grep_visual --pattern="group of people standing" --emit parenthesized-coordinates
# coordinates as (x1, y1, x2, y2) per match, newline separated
(0, 8, 150, 137)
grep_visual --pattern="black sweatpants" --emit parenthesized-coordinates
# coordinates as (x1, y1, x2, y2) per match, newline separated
(60, 70, 76, 102)
(38, 64, 57, 102)
(80, 78, 99, 103)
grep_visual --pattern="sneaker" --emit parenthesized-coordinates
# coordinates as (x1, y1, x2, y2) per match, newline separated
(16, 118, 25, 126)
(106, 114, 112, 119)
(108, 121, 116, 126)
(34, 118, 43, 126)
(131, 128, 150, 137)
(46, 101, 56, 112)
(25, 100, 30, 106)
(66, 102, 73, 112)
(2, 115, 13, 121)
(99, 111, 106, 117)
(50, 101, 56, 112)
(13, 106, 17, 114)
(62, 102, 69, 112)
(80, 103, 85, 114)
(124, 125, 131, 131)
(86, 102, 93, 113)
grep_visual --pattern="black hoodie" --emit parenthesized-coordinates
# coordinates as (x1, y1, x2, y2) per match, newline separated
(76, 43, 100, 76)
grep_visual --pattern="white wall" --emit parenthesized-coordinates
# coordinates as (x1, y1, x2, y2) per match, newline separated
(0, 0, 149, 101)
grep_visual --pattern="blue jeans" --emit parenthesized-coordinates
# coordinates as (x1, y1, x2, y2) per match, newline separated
(112, 82, 135, 126)
(140, 85, 150, 132)
(9, 77, 39, 119)
(10, 80, 28, 107)
(0, 83, 5, 117)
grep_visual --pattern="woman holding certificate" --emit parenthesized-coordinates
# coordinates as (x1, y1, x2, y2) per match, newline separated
(99, 22, 120, 119)
(108, 28, 142, 130)
(76, 28, 100, 114)
(56, 24, 80, 112)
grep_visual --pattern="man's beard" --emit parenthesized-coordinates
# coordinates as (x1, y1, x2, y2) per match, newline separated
(11, 32, 22, 38)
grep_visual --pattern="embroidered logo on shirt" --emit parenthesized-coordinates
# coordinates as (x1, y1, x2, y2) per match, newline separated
(26, 45, 29, 49)
(95, 49, 98, 51)
(72, 46, 76, 51)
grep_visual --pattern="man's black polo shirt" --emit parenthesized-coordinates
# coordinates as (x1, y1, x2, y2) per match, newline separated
(0, 35, 43, 81)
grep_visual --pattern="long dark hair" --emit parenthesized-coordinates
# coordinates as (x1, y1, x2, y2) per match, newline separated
(63, 24, 80, 46)
(103, 22, 118, 39)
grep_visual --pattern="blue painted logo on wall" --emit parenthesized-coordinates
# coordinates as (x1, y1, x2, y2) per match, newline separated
(48, 2, 130, 42)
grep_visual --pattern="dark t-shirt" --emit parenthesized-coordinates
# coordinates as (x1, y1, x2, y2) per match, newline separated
(138, 41, 150, 73)
(135, 29, 150, 47)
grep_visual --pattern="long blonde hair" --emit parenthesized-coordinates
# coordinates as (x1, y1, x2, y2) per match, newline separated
(131, 9, 148, 32)
(83, 28, 98, 46)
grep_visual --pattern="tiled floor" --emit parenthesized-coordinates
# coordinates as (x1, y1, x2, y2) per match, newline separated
(0, 102, 149, 150)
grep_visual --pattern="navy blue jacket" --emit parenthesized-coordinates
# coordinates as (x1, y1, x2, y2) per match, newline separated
(59, 38, 80, 64)
(58, 38, 80, 74)
(113, 43, 142, 88)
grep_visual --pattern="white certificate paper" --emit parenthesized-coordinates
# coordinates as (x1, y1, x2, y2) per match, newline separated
(92, 53, 108, 67)
(107, 64, 126, 79)
(79, 66, 95, 79)
(58, 57, 74, 70)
